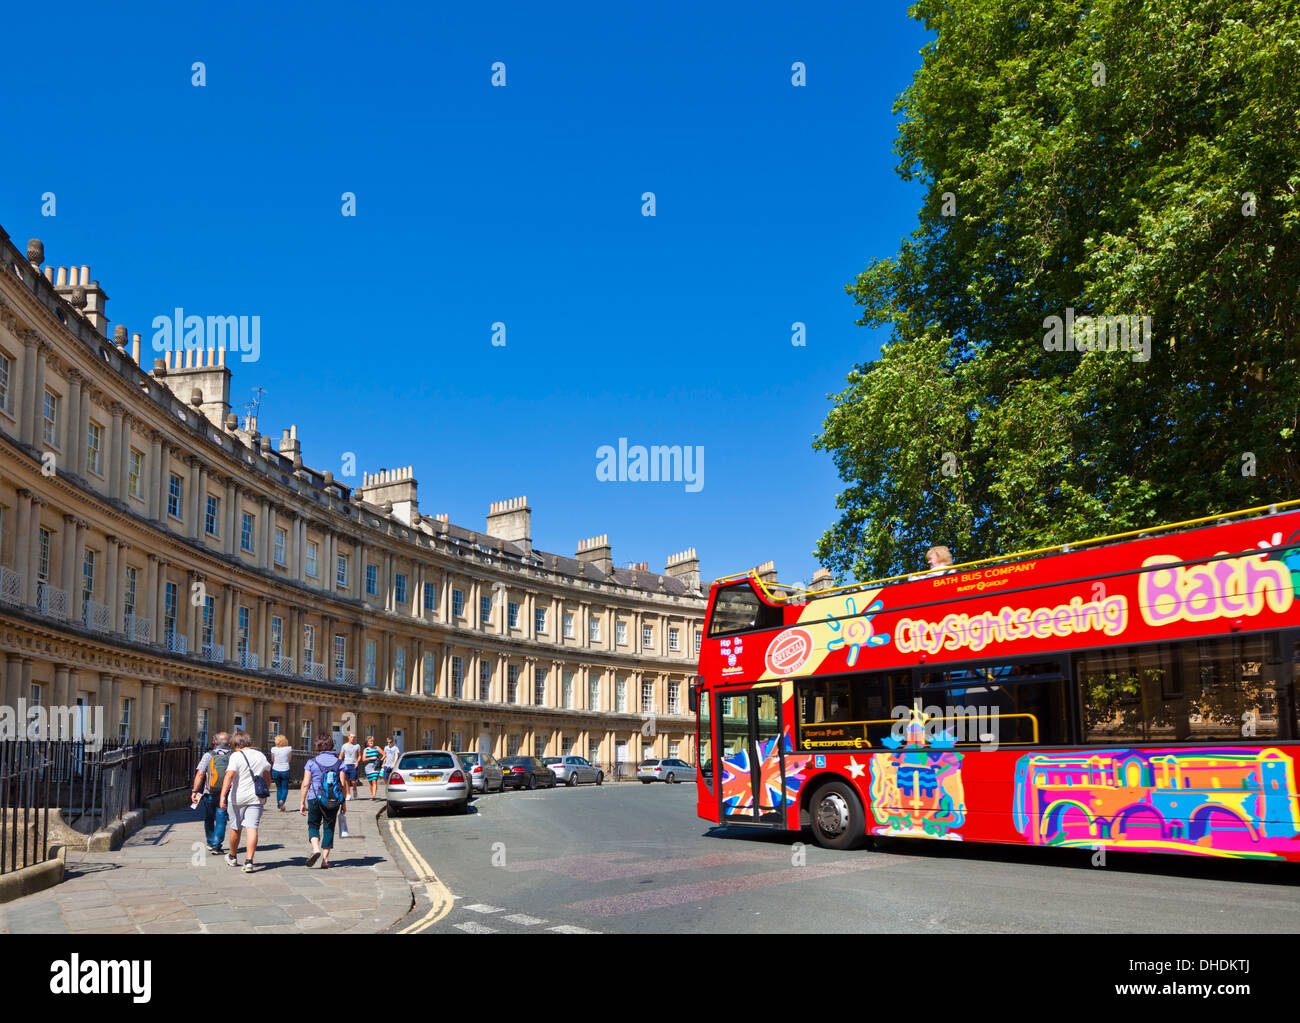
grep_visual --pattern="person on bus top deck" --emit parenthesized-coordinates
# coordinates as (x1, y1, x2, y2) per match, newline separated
(912, 545, 955, 580)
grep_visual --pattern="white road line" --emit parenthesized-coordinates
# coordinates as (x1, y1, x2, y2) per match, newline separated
(453, 921, 499, 934)
(502, 913, 547, 926)
(464, 903, 505, 914)
(548, 925, 599, 934)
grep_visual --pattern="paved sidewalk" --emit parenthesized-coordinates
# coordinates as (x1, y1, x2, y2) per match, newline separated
(0, 791, 412, 934)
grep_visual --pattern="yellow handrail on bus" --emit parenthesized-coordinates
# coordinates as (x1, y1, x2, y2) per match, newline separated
(798, 713, 1041, 747)
(715, 499, 1300, 604)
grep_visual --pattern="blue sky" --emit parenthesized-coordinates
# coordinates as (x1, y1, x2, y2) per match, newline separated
(1, 1, 931, 587)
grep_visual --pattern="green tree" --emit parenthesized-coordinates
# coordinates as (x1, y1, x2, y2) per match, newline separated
(816, 0, 1300, 583)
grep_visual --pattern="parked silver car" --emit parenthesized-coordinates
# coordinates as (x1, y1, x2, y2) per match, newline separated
(455, 751, 506, 793)
(542, 756, 604, 786)
(386, 751, 471, 815)
(638, 758, 697, 784)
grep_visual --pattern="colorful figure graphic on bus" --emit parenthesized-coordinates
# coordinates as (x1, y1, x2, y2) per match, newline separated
(869, 706, 966, 839)
(720, 730, 809, 816)
(1013, 748, 1300, 859)
(825, 595, 890, 667)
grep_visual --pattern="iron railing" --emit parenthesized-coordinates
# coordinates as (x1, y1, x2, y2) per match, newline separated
(0, 566, 23, 605)
(82, 599, 112, 633)
(36, 581, 68, 620)
(124, 612, 152, 644)
(0, 741, 52, 877)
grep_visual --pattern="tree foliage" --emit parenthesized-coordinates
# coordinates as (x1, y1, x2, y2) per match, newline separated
(816, 0, 1300, 582)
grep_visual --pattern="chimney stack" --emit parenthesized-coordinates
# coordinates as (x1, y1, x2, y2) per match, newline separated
(359, 466, 419, 524)
(753, 560, 779, 587)
(153, 343, 232, 427)
(665, 548, 700, 592)
(809, 568, 834, 592)
(576, 534, 613, 576)
(486, 496, 531, 552)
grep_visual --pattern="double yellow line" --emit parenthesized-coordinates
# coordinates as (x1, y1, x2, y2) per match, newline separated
(387, 817, 454, 933)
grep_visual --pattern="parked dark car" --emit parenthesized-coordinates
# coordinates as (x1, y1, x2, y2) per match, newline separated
(499, 756, 557, 790)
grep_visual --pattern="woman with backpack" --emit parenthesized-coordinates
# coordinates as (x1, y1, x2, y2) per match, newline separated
(300, 734, 346, 868)
(220, 729, 272, 873)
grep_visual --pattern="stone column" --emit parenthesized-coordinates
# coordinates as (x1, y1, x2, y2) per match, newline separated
(296, 517, 307, 582)
(117, 412, 133, 502)
(72, 520, 88, 612)
(76, 380, 91, 478)
(146, 555, 161, 643)
(63, 371, 83, 468)
(187, 570, 203, 653)
(354, 539, 365, 600)
(193, 462, 208, 540)
(51, 666, 70, 710)
(383, 553, 393, 611)
(224, 480, 238, 555)
(223, 586, 237, 662)
(258, 597, 270, 667)
(141, 682, 157, 742)
(104, 537, 121, 632)
(260, 500, 273, 569)
(109, 404, 125, 497)
(13, 490, 32, 592)
(19, 336, 41, 447)
(110, 677, 123, 742)
(98, 674, 114, 740)
(149, 435, 164, 520)
(414, 638, 425, 695)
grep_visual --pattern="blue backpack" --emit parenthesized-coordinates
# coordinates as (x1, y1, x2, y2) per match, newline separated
(315, 755, 344, 812)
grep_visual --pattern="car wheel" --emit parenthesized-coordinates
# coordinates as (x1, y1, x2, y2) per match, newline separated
(387, 803, 401, 817)
(567, 773, 577, 787)
(809, 780, 868, 851)
(666, 772, 676, 784)
(641, 779, 651, 785)
(458, 796, 471, 814)
(528, 775, 536, 790)
(596, 773, 603, 786)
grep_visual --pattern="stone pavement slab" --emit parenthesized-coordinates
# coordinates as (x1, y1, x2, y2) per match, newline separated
(0, 791, 412, 934)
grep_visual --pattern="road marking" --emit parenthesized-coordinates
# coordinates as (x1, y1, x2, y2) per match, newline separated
(548, 924, 599, 934)
(464, 903, 505, 914)
(502, 913, 546, 926)
(502, 849, 780, 882)
(563, 856, 905, 917)
(388, 819, 455, 934)
(453, 921, 498, 934)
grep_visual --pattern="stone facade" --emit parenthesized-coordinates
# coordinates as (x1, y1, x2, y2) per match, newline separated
(0, 223, 707, 770)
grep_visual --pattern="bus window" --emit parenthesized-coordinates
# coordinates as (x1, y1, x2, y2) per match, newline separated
(920, 662, 1069, 746)
(796, 671, 912, 749)
(707, 584, 783, 637)
(1079, 636, 1284, 743)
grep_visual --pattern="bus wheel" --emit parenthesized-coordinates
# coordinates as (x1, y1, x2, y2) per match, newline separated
(809, 781, 867, 851)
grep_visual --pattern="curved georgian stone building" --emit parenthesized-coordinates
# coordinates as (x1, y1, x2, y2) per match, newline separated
(0, 223, 706, 769)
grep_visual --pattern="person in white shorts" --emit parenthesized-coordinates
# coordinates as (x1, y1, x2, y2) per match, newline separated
(220, 729, 272, 873)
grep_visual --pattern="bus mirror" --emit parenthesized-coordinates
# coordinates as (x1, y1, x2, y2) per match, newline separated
(688, 681, 700, 713)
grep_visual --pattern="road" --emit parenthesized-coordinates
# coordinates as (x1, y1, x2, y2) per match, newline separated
(381, 781, 1299, 934)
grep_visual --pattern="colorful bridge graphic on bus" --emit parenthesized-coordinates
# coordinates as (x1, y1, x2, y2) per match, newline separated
(1013, 748, 1300, 859)
(868, 707, 967, 839)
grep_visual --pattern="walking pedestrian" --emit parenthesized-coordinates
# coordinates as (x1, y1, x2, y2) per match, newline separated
(382, 736, 400, 782)
(300, 735, 346, 868)
(339, 733, 361, 799)
(220, 729, 271, 873)
(190, 732, 232, 855)
(270, 733, 293, 811)
(362, 736, 384, 799)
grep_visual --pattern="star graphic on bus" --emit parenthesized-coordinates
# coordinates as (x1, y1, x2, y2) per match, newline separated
(846, 757, 867, 779)
(825, 595, 890, 666)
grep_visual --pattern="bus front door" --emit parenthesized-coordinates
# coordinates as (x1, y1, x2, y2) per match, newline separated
(717, 687, 785, 825)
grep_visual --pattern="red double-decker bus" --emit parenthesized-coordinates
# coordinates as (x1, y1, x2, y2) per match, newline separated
(690, 502, 1300, 863)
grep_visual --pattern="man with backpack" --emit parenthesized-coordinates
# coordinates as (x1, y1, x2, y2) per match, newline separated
(299, 734, 347, 868)
(190, 731, 232, 855)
